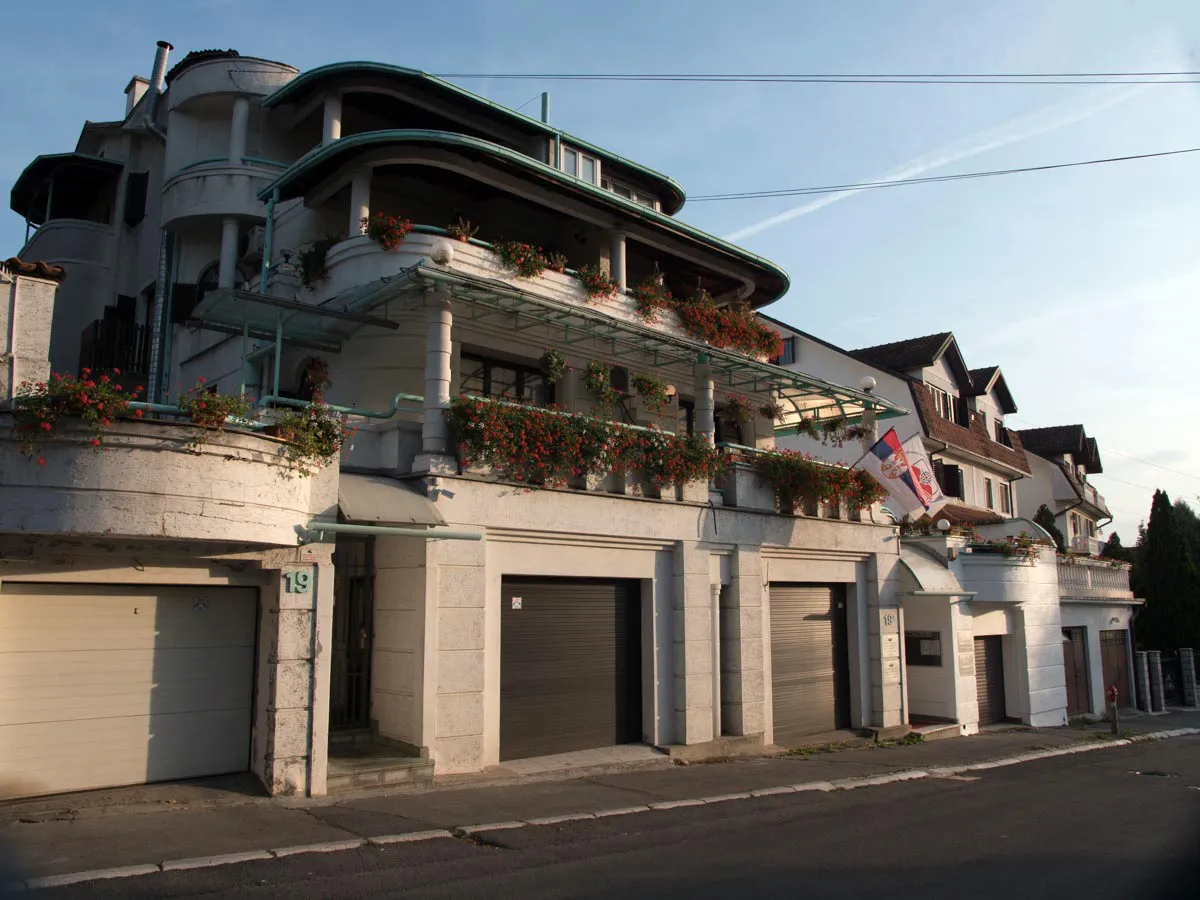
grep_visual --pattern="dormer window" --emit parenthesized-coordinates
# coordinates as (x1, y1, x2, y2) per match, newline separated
(927, 384, 964, 424)
(559, 144, 600, 185)
(601, 175, 660, 211)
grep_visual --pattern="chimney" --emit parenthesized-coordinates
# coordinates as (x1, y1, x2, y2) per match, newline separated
(145, 40, 173, 123)
(124, 76, 149, 117)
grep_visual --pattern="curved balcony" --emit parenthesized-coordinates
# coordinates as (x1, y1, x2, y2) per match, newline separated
(161, 157, 287, 226)
(18, 219, 114, 267)
(0, 416, 334, 548)
(167, 56, 298, 112)
(956, 546, 1059, 604)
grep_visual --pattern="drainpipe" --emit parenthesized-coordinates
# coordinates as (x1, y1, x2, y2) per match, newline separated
(301, 522, 482, 542)
(144, 40, 172, 401)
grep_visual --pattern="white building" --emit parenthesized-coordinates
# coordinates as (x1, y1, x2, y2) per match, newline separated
(769, 322, 1071, 734)
(1, 43, 913, 800)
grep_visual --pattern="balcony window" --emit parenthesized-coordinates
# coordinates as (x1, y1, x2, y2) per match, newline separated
(460, 352, 554, 406)
(999, 482, 1012, 515)
(927, 384, 965, 424)
(601, 175, 659, 210)
(994, 419, 1012, 446)
(771, 337, 797, 366)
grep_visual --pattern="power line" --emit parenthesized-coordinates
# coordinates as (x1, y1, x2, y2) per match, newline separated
(436, 71, 1200, 86)
(1105, 449, 1200, 482)
(688, 147, 1200, 202)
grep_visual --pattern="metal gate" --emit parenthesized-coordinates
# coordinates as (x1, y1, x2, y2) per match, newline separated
(974, 636, 1006, 725)
(500, 578, 642, 761)
(1161, 652, 1184, 707)
(331, 538, 373, 731)
(1062, 628, 1090, 716)
(769, 584, 851, 743)
(1099, 629, 1131, 708)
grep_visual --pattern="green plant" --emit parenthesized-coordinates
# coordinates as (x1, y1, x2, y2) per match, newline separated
(11, 369, 142, 464)
(759, 400, 785, 421)
(539, 348, 567, 382)
(672, 290, 784, 359)
(363, 212, 412, 250)
(719, 394, 755, 427)
(794, 417, 820, 441)
(629, 275, 673, 322)
(575, 263, 620, 300)
(447, 217, 478, 242)
(176, 377, 251, 431)
(583, 360, 621, 413)
(545, 251, 568, 273)
(297, 234, 341, 289)
(631, 371, 672, 414)
(492, 240, 547, 278)
(968, 531, 1043, 561)
(274, 402, 352, 477)
(304, 357, 331, 403)
(1034, 503, 1066, 553)
(750, 449, 887, 515)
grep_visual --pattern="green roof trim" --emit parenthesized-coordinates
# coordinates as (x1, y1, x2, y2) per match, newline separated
(256, 129, 790, 303)
(10, 152, 123, 223)
(260, 61, 687, 213)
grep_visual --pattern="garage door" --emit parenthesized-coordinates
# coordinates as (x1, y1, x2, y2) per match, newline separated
(974, 636, 1006, 725)
(500, 578, 641, 762)
(1100, 629, 1131, 708)
(1062, 628, 1090, 716)
(0, 584, 256, 797)
(769, 584, 850, 743)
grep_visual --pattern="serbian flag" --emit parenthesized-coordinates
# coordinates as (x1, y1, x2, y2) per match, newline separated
(858, 428, 946, 518)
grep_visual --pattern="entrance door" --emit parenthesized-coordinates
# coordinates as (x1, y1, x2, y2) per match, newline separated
(331, 538, 373, 731)
(769, 584, 851, 743)
(1062, 628, 1090, 716)
(974, 636, 1006, 725)
(1100, 629, 1131, 708)
(500, 578, 641, 761)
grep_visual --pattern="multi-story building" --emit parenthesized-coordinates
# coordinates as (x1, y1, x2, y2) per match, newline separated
(1, 42, 912, 800)
(769, 322, 1070, 735)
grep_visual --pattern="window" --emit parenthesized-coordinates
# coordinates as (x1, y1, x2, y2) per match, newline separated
(905, 631, 942, 667)
(994, 419, 1012, 446)
(601, 175, 659, 210)
(985, 477, 994, 510)
(933, 460, 964, 499)
(927, 384, 961, 423)
(559, 145, 600, 185)
(771, 337, 796, 366)
(999, 482, 1012, 515)
(1087, 519, 1097, 537)
(459, 352, 554, 406)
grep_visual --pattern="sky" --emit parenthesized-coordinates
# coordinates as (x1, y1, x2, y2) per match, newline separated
(3, 0, 1199, 541)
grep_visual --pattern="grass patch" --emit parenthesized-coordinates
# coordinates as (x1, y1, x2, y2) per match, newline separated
(879, 733, 925, 748)
(784, 740, 863, 757)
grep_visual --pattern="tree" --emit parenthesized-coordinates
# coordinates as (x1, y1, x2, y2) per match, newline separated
(1174, 499, 1200, 559)
(1133, 490, 1200, 651)
(1101, 533, 1134, 563)
(1033, 504, 1065, 554)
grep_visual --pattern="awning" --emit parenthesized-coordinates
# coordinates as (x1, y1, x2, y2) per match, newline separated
(338, 473, 446, 526)
(10, 153, 123, 225)
(899, 545, 974, 598)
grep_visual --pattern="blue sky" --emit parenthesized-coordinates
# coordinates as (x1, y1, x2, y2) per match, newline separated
(4, 0, 1200, 540)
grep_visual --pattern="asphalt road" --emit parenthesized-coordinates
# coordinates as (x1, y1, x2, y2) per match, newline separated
(25, 737, 1200, 900)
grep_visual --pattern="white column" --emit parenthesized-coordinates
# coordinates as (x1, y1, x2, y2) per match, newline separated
(322, 93, 343, 146)
(348, 169, 370, 238)
(694, 355, 715, 445)
(860, 406, 878, 452)
(218, 217, 239, 289)
(609, 231, 627, 292)
(422, 293, 453, 455)
(711, 582, 723, 738)
(229, 96, 250, 163)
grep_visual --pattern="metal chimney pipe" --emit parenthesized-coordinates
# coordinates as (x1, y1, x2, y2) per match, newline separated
(145, 40, 173, 123)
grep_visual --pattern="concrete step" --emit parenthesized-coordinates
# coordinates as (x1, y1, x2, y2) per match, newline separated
(326, 753, 434, 794)
(912, 723, 961, 742)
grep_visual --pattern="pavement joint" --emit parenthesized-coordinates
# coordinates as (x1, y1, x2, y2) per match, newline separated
(16, 728, 1199, 892)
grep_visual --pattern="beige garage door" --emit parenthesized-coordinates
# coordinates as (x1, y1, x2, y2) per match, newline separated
(0, 583, 256, 797)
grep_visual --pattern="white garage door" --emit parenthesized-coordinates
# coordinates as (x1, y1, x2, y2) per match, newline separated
(0, 583, 256, 797)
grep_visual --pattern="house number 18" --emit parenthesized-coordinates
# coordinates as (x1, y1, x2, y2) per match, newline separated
(283, 571, 312, 594)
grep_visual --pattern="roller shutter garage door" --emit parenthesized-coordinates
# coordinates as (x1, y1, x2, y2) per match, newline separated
(0, 583, 256, 797)
(769, 584, 851, 743)
(500, 578, 641, 762)
(974, 636, 1007, 725)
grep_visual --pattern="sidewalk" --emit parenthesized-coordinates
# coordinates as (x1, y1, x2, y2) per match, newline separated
(3, 710, 1198, 889)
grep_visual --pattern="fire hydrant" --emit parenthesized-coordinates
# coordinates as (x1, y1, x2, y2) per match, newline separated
(1107, 684, 1120, 735)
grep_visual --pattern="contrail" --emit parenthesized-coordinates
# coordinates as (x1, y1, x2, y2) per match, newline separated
(724, 85, 1148, 242)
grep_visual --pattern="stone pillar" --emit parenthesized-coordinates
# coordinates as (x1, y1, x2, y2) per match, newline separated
(871, 607, 903, 727)
(254, 547, 334, 796)
(0, 263, 58, 399)
(218, 217, 240, 289)
(348, 169, 371, 238)
(694, 355, 715, 446)
(720, 546, 765, 737)
(673, 541, 714, 745)
(322, 93, 343, 146)
(860, 406, 878, 451)
(1180, 648, 1198, 708)
(419, 293, 453, 458)
(1148, 650, 1165, 711)
(229, 96, 250, 162)
(710, 583, 722, 738)
(609, 231, 627, 292)
(1134, 650, 1151, 712)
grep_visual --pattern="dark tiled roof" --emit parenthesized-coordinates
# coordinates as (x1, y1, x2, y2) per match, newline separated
(1017, 425, 1102, 473)
(849, 333, 953, 372)
(935, 503, 1006, 527)
(910, 381, 1031, 474)
(966, 366, 999, 395)
(2, 258, 66, 282)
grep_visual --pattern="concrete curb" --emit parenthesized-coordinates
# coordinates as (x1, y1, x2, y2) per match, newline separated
(15, 728, 1199, 892)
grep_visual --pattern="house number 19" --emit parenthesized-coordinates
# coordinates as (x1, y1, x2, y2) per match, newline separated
(283, 571, 312, 594)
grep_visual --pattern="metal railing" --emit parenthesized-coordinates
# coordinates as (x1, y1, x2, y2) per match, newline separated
(78, 318, 151, 385)
(1057, 558, 1132, 597)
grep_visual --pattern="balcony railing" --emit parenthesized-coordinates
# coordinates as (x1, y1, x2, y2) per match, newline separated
(78, 318, 151, 385)
(1069, 534, 1103, 556)
(1057, 558, 1133, 599)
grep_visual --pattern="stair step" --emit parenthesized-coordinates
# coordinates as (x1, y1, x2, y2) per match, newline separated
(913, 723, 960, 742)
(326, 757, 434, 794)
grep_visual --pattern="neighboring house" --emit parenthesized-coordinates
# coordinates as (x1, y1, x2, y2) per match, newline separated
(1, 42, 912, 801)
(769, 322, 1069, 734)
(1016, 425, 1140, 717)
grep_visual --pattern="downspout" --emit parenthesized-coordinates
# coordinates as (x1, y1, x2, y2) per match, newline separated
(144, 40, 172, 400)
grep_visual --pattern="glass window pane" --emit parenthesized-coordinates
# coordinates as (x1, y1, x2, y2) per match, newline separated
(460, 361, 486, 396)
(614, 183, 633, 199)
(580, 156, 596, 184)
(562, 148, 577, 176)
(636, 195, 656, 208)
(490, 366, 519, 400)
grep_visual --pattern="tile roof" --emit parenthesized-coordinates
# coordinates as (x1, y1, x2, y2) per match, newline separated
(1017, 425, 1102, 473)
(909, 381, 1031, 474)
(849, 332, 953, 371)
(2, 258, 66, 282)
(934, 503, 1006, 527)
(966, 366, 999, 395)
